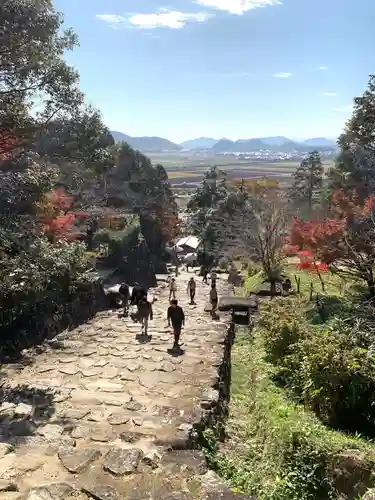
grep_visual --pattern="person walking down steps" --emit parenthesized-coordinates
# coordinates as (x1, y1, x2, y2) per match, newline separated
(169, 277, 177, 301)
(137, 295, 153, 335)
(187, 277, 196, 304)
(209, 283, 218, 319)
(202, 268, 208, 284)
(167, 299, 185, 349)
(131, 282, 147, 307)
(119, 282, 130, 316)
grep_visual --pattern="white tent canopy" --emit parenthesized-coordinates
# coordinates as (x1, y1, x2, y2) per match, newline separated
(175, 236, 200, 251)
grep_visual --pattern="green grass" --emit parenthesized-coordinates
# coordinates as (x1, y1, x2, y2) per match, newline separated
(284, 264, 345, 296)
(244, 271, 264, 293)
(243, 265, 347, 298)
(208, 329, 375, 500)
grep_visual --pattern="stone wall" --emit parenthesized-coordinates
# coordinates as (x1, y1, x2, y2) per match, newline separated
(0, 278, 106, 361)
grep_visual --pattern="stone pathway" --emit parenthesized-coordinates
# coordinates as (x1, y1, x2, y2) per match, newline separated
(0, 272, 252, 499)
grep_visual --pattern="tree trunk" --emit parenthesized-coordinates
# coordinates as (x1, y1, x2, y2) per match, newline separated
(294, 275, 301, 294)
(270, 280, 277, 297)
(316, 268, 326, 292)
(367, 277, 375, 297)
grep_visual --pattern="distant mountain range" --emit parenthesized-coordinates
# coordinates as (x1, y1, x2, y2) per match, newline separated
(179, 137, 218, 149)
(110, 131, 337, 154)
(110, 131, 181, 153)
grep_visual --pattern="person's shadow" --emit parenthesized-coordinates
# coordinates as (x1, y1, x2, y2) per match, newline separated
(135, 333, 152, 344)
(167, 346, 185, 357)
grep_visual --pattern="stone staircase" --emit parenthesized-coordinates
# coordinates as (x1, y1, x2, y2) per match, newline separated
(0, 272, 253, 499)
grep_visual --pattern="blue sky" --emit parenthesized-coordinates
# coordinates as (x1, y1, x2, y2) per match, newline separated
(55, 0, 375, 143)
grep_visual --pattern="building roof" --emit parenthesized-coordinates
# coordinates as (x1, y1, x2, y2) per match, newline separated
(175, 236, 200, 250)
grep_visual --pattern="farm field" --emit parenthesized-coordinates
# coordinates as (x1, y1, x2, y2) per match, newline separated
(148, 153, 334, 186)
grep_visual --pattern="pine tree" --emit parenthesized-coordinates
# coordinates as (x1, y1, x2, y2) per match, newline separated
(290, 150, 323, 211)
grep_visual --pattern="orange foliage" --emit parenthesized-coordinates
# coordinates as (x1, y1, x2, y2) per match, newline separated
(0, 132, 20, 160)
(39, 188, 77, 242)
(290, 190, 375, 265)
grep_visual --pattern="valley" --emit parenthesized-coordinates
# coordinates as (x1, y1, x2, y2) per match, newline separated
(147, 152, 334, 186)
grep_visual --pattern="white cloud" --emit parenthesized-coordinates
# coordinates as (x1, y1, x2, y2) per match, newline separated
(319, 66, 329, 70)
(96, 10, 212, 30)
(272, 72, 292, 78)
(195, 0, 281, 15)
(322, 92, 337, 97)
(128, 10, 212, 29)
(332, 105, 353, 112)
(96, 14, 127, 27)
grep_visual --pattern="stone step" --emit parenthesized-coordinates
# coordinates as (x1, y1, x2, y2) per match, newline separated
(0, 272, 249, 499)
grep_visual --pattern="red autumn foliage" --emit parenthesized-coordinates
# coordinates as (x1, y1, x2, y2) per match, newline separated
(43, 214, 76, 241)
(0, 132, 20, 159)
(45, 188, 74, 212)
(41, 188, 78, 242)
(290, 190, 375, 295)
(290, 190, 375, 266)
(297, 250, 329, 273)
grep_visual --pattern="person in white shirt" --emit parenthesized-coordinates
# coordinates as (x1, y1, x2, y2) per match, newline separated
(169, 277, 177, 301)
(210, 270, 217, 286)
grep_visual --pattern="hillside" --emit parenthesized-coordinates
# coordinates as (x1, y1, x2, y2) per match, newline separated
(212, 138, 267, 153)
(180, 137, 218, 150)
(257, 136, 293, 146)
(110, 131, 181, 152)
(302, 137, 337, 147)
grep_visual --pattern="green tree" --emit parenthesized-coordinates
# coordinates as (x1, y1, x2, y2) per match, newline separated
(329, 75, 375, 199)
(340, 75, 375, 150)
(290, 150, 323, 212)
(107, 142, 178, 254)
(187, 167, 245, 262)
(0, 156, 59, 256)
(0, 0, 83, 138)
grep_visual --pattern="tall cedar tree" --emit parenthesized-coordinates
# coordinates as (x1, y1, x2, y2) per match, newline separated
(330, 75, 375, 198)
(290, 150, 323, 211)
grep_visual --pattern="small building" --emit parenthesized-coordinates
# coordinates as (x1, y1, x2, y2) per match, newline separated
(174, 236, 201, 255)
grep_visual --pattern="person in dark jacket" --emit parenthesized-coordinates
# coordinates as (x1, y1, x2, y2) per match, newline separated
(202, 269, 208, 284)
(131, 282, 147, 307)
(137, 296, 153, 334)
(167, 299, 185, 348)
(187, 277, 196, 304)
(119, 282, 130, 316)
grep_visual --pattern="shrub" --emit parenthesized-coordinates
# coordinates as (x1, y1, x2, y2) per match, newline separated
(0, 239, 97, 356)
(259, 298, 310, 364)
(218, 256, 230, 271)
(247, 260, 261, 277)
(210, 329, 375, 500)
(259, 297, 375, 436)
(285, 328, 375, 435)
(93, 217, 141, 268)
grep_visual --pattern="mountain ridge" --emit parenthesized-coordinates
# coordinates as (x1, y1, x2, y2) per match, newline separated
(110, 130, 337, 153)
(110, 131, 182, 152)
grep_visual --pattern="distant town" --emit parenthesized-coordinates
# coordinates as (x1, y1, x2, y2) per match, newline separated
(216, 149, 337, 162)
